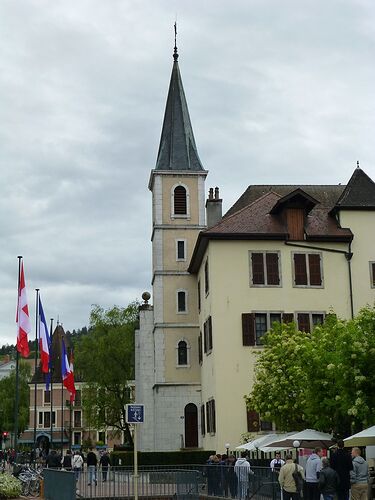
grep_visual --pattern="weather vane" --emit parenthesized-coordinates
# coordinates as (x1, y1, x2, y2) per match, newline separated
(173, 21, 178, 61)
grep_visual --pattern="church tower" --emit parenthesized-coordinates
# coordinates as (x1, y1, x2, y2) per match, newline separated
(136, 38, 207, 451)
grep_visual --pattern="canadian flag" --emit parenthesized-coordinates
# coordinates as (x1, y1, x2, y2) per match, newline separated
(16, 260, 31, 358)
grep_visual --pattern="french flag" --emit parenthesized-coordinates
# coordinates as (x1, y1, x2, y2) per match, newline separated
(61, 339, 76, 402)
(38, 297, 50, 374)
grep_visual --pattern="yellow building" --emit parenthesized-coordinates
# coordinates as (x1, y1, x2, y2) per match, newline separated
(135, 43, 375, 452)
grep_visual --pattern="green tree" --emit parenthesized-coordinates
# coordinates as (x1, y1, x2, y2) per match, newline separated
(75, 302, 139, 446)
(0, 361, 31, 438)
(246, 307, 375, 437)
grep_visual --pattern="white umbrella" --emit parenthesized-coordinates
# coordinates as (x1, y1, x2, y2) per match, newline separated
(343, 425, 375, 447)
(236, 433, 293, 451)
(266, 429, 333, 449)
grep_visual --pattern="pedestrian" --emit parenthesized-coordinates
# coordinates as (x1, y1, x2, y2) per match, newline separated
(72, 451, 84, 482)
(331, 440, 353, 500)
(270, 452, 285, 473)
(206, 454, 217, 496)
(61, 449, 72, 470)
(350, 447, 368, 500)
(86, 447, 98, 486)
(234, 451, 253, 500)
(319, 457, 340, 500)
(227, 455, 238, 499)
(305, 447, 323, 500)
(45, 449, 61, 469)
(278, 453, 304, 500)
(99, 451, 110, 482)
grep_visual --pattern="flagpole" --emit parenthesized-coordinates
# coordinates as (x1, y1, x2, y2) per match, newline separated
(50, 318, 54, 450)
(61, 333, 64, 453)
(33, 289, 40, 461)
(13, 255, 22, 453)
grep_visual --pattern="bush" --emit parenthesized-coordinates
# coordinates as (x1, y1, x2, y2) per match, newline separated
(0, 473, 22, 498)
(110, 450, 215, 466)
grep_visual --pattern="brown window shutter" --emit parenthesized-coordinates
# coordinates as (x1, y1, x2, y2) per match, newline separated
(282, 313, 294, 324)
(174, 186, 187, 215)
(206, 402, 210, 433)
(198, 332, 203, 364)
(203, 322, 207, 353)
(251, 253, 265, 284)
(297, 313, 311, 333)
(266, 253, 280, 285)
(242, 313, 255, 346)
(201, 405, 205, 436)
(208, 316, 213, 351)
(286, 208, 305, 240)
(308, 254, 322, 286)
(372, 263, 375, 286)
(294, 254, 307, 285)
(211, 400, 216, 433)
(246, 408, 260, 432)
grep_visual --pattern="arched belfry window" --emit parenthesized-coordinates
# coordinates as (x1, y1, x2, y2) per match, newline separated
(178, 340, 188, 365)
(174, 186, 187, 215)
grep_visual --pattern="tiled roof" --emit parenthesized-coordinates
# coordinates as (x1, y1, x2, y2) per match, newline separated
(335, 168, 375, 209)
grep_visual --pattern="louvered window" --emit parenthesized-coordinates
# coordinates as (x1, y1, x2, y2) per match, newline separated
(293, 252, 322, 287)
(371, 262, 375, 288)
(174, 186, 187, 215)
(297, 312, 325, 332)
(203, 316, 213, 353)
(250, 252, 280, 286)
(242, 312, 281, 346)
(201, 405, 205, 436)
(198, 332, 202, 364)
(206, 399, 216, 434)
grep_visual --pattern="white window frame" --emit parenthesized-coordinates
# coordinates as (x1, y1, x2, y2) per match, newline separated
(291, 251, 324, 288)
(249, 250, 282, 287)
(176, 338, 191, 368)
(171, 183, 190, 219)
(176, 239, 187, 262)
(176, 289, 188, 314)
(252, 311, 283, 346)
(295, 311, 326, 332)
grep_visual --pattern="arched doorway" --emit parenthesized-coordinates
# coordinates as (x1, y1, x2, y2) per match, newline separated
(184, 403, 198, 448)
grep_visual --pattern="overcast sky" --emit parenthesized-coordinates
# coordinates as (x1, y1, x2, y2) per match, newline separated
(1, 0, 375, 346)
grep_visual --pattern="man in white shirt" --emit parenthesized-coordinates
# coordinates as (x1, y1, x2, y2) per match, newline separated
(270, 452, 285, 473)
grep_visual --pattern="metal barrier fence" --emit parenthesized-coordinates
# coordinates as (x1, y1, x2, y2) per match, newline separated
(71, 465, 280, 500)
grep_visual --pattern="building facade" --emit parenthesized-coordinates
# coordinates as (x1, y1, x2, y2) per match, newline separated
(135, 46, 375, 452)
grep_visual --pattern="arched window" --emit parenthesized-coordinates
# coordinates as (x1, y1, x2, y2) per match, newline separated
(177, 290, 187, 312)
(178, 341, 188, 365)
(174, 186, 187, 215)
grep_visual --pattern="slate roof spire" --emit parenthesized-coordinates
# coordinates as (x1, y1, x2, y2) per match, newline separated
(155, 26, 204, 171)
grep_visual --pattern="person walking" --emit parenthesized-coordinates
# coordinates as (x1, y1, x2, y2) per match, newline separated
(234, 452, 253, 500)
(305, 448, 323, 500)
(278, 454, 304, 500)
(72, 451, 84, 482)
(227, 455, 238, 498)
(331, 440, 353, 500)
(319, 457, 340, 500)
(350, 447, 368, 500)
(61, 449, 72, 470)
(45, 449, 61, 469)
(99, 451, 110, 482)
(87, 447, 98, 486)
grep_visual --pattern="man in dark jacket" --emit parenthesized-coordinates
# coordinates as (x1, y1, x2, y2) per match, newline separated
(319, 458, 340, 500)
(330, 440, 353, 500)
(99, 452, 110, 482)
(45, 449, 61, 468)
(87, 448, 98, 486)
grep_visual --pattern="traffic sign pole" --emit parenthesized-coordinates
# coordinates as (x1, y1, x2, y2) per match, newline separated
(134, 425, 138, 500)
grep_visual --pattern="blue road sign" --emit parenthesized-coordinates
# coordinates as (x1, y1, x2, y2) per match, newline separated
(126, 404, 144, 424)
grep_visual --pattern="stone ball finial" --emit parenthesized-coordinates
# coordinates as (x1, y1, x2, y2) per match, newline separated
(142, 291, 151, 304)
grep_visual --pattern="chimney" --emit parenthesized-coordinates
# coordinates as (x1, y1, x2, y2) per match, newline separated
(206, 187, 223, 228)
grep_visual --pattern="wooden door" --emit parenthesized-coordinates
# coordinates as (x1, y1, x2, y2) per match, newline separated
(184, 403, 198, 448)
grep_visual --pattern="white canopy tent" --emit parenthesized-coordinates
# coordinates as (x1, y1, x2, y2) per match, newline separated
(266, 429, 333, 449)
(343, 425, 375, 447)
(236, 433, 293, 452)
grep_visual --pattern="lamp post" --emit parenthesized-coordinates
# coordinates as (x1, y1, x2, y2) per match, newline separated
(225, 443, 230, 456)
(293, 440, 301, 464)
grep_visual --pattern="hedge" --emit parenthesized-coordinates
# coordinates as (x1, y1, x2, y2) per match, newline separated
(110, 450, 216, 466)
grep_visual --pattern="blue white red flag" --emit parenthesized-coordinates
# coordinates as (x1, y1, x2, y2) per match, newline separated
(61, 340, 76, 402)
(38, 297, 50, 375)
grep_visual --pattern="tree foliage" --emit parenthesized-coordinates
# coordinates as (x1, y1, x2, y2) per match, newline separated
(0, 361, 31, 436)
(75, 302, 139, 446)
(246, 307, 375, 437)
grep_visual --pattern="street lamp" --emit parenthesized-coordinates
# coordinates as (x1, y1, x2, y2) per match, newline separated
(225, 443, 230, 456)
(293, 440, 301, 464)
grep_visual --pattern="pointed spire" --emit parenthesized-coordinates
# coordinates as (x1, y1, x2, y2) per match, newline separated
(155, 26, 204, 171)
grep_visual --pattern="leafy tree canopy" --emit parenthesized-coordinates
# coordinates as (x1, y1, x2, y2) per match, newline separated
(75, 302, 139, 446)
(0, 361, 31, 437)
(246, 307, 375, 437)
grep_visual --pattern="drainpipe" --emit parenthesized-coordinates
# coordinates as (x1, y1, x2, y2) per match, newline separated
(346, 242, 354, 318)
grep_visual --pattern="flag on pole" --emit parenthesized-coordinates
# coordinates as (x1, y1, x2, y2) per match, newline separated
(38, 297, 50, 374)
(16, 260, 31, 358)
(61, 340, 76, 402)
